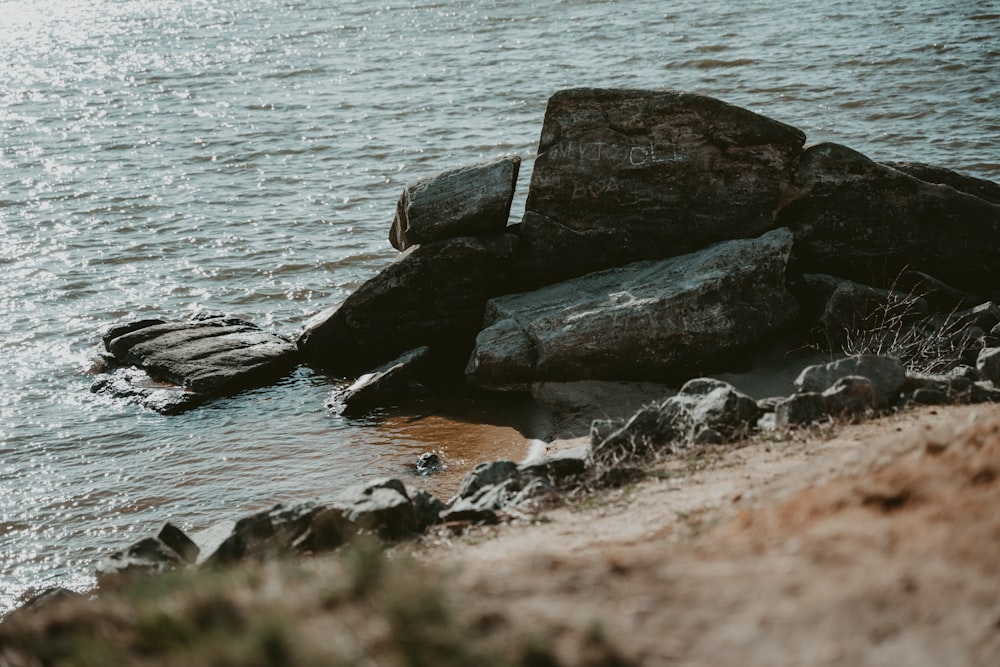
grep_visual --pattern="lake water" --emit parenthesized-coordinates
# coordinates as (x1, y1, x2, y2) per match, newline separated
(1, 0, 997, 611)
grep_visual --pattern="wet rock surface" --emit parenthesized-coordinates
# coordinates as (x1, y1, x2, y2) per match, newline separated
(91, 314, 299, 414)
(327, 346, 432, 416)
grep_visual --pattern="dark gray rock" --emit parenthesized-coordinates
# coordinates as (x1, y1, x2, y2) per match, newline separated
(817, 280, 928, 343)
(949, 365, 983, 382)
(949, 302, 1000, 333)
(794, 355, 906, 408)
(327, 346, 432, 416)
(779, 143, 1000, 292)
(97, 537, 188, 582)
(454, 460, 521, 500)
(515, 87, 805, 286)
(970, 382, 1000, 403)
(293, 507, 357, 553)
(440, 483, 511, 524)
(467, 229, 798, 390)
(693, 427, 725, 445)
(14, 587, 84, 614)
(756, 396, 786, 412)
(591, 378, 758, 465)
(774, 393, 827, 427)
(975, 347, 1000, 385)
(883, 161, 1000, 205)
(821, 376, 877, 417)
(441, 474, 558, 524)
(92, 314, 299, 414)
(332, 478, 419, 539)
(415, 451, 443, 476)
(894, 271, 978, 313)
(157, 522, 199, 564)
(679, 379, 760, 439)
(298, 234, 519, 375)
(389, 156, 521, 251)
(203, 502, 323, 566)
(900, 372, 975, 406)
(410, 489, 447, 532)
(518, 445, 591, 481)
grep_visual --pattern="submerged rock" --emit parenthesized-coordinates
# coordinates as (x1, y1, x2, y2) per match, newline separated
(327, 346, 432, 416)
(92, 314, 299, 414)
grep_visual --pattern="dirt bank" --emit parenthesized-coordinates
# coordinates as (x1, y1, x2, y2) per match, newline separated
(421, 403, 1000, 666)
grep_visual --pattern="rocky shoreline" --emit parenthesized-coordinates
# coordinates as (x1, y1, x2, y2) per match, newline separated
(18, 87, 1000, 615)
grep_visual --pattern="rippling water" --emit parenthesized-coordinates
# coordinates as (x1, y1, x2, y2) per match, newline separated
(1, 0, 997, 610)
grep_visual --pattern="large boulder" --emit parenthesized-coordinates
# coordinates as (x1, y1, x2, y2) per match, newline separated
(514, 87, 805, 286)
(467, 228, 798, 390)
(883, 161, 1000, 205)
(778, 143, 1000, 291)
(389, 156, 521, 251)
(297, 234, 519, 374)
(91, 314, 299, 414)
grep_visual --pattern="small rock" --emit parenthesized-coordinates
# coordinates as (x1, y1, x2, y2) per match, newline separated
(794, 355, 906, 408)
(410, 489, 447, 532)
(821, 375, 877, 417)
(97, 537, 187, 582)
(518, 445, 591, 481)
(454, 460, 521, 501)
(16, 587, 84, 614)
(693, 427, 724, 445)
(333, 478, 419, 539)
(157, 522, 199, 564)
(389, 155, 521, 251)
(774, 393, 827, 427)
(415, 451, 443, 475)
(976, 347, 1000, 385)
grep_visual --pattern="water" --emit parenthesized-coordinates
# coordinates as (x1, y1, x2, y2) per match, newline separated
(1, 0, 997, 611)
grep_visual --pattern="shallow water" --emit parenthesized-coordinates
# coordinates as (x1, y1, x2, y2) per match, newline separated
(1, 0, 997, 610)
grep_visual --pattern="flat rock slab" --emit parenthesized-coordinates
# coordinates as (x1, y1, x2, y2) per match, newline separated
(327, 346, 432, 416)
(92, 315, 299, 414)
(467, 228, 798, 390)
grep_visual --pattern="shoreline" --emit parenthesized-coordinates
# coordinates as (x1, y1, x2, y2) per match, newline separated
(4, 400, 996, 665)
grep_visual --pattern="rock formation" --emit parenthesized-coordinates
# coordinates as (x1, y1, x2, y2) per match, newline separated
(297, 234, 518, 375)
(466, 228, 798, 390)
(91, 314, 299, 414)
(779, 143, 1000, 291)
(514, 87, 806, 286)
